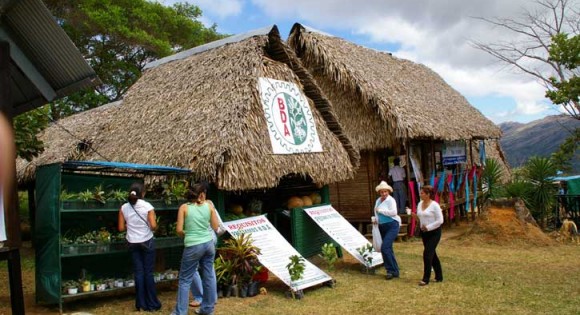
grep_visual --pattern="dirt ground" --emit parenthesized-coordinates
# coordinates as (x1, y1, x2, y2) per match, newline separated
(0, 206, 560, 314)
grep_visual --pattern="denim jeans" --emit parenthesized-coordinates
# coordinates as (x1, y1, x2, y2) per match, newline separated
(190, 231, 218, 303)
(379, 221, 400, 276)
(393, 181, 407, 214)
(173, 240, 216, 315)
(129, 238, 161, 311)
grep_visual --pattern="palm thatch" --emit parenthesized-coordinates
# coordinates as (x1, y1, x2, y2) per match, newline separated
(288, 23, 502, 152)
(17, 26, 357, 191)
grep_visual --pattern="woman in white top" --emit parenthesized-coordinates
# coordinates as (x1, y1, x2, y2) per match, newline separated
(411, 185, 444, 286)
(373, 181, 401, 280)
(118, 182, 161, 312)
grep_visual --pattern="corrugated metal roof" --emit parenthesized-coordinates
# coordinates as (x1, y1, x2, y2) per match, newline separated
(0, 0, 100, 116)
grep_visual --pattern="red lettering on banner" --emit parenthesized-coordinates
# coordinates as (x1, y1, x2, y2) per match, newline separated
(277, 97, 291, 137)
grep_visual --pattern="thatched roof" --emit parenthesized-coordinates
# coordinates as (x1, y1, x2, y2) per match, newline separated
(288, 23, 502, 151)
(17, 26, 358, 190)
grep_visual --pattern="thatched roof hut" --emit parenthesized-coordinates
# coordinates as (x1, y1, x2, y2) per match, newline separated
(17, 26, 358, 191)
(288, 23, 501, 151)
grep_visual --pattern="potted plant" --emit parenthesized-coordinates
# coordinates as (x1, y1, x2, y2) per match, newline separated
(319, 243, 338, 271)
(62, 280, 79, 295)
(107, 189, 127, 208)
(214, 254, 234, 297)
(357, 244, 375, 274)
(218, 233, 262, 298)
(285, 255, 305, 299)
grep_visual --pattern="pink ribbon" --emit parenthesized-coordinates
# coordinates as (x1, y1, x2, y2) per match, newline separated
(409, 181, 417, 237)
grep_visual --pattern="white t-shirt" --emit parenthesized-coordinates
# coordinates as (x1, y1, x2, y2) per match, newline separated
(121, 199, 154, 243)
(416, 200, 444, 231)
(389, 166, 406, 182)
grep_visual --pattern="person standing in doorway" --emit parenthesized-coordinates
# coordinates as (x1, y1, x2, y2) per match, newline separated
(388, 157, 407, 214)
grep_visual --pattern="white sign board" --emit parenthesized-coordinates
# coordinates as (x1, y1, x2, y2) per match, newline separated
(303, 205, 383, 268)
(442, 140, 466, 165)
(223, 215, 332, 291)
(257, 77, 323, 154)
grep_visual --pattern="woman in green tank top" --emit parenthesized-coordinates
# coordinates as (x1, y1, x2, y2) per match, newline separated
(171, 184, 219, 315)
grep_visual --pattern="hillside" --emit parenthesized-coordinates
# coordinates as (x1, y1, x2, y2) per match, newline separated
(499, 115, 580, 171)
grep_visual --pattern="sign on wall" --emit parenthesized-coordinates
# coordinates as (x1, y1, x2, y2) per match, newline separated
(223, 215, 332, 291)
(258, 77, 323, 154)
(442, 140, 466, 165)
(303, 205, 383, 268)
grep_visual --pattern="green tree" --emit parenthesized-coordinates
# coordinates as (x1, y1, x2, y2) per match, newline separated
(44, 0, 224, 119)
(474, 0, 579, 119)
(13, 107, 49, 161)
(546, 33, 579, 110)
(14, 0, 224, 159)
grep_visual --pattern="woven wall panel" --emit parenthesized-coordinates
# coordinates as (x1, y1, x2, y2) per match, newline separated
(329, 152, 375, 221)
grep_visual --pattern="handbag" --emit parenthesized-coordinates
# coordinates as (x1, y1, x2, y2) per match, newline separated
(371, 215, 382, 252)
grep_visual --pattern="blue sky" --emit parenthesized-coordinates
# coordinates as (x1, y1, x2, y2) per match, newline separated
(162, 0, 575, 124)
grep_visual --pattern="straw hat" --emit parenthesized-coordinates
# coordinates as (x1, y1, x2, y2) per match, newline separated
(375, 181, 393, 193)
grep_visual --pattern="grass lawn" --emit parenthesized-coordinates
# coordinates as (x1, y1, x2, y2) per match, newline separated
(1, 223, 579, 315)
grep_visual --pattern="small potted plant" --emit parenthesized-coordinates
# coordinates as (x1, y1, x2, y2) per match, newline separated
(285, 255, 305, 299)
(62, 280, 79, 295)
(357, 244, 375, 275)
(319, 243, 338, 272)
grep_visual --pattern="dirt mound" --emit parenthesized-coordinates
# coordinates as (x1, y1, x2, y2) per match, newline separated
(455, 198, 554, 246)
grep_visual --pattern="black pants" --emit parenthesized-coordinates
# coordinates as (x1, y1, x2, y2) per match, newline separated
(420, 227, 443, 283)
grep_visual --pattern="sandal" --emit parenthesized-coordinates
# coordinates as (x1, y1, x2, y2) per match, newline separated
(418, 281, 429, 286)
(189, 301, 201, 307)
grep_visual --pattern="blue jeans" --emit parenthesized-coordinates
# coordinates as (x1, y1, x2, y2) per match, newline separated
(129, 238, 161, 311)
(190, 231, 218, 303)
(379, 221, 400, 276)
(173, 240, 216, 315)
(393, 181, 407, 214)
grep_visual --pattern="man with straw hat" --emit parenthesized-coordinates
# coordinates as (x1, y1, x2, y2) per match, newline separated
(373, 181, 401, 280)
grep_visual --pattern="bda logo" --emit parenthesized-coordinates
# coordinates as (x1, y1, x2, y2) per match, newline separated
(258, 78, 322, 154)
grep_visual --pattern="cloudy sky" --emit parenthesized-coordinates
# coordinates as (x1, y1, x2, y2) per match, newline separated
(163, 0, 575, 124)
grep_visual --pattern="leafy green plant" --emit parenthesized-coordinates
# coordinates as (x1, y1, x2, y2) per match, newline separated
(60, 189, 77, 201)
(524, 157, 557, 228)
(319, 243, 338, 271)
(356, 244, 374, 269)
(76, 190, 94, 203)
(162, 177, 188, 204)
(92, 185, 107, 204)
(286, 255, 305, 283)
(482, 158, 504, 200)
(108, 189, 127, 202)
(218, 233, 262, 287)
(214, 254, 234, 288)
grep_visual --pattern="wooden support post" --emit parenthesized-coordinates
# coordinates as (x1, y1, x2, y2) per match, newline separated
(0, 40, 25, 315)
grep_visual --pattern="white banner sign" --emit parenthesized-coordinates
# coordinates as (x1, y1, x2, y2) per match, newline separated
(223, 215, 332, 291)
(258, 77, 323, 154)
(303, 205, 383, 268)
(442, 140, 466, 165)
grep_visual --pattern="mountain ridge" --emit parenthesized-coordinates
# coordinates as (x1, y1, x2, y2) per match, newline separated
(499, 115, 580, 172)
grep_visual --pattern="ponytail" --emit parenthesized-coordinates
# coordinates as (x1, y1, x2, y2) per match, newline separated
(128, 182, 144, 205)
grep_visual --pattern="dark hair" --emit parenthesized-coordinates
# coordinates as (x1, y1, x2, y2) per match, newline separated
(394, 157, 400, 165)
(421, 185, 435, 199)
(128, 182, 145, 205)
(186, 183, 206, 202)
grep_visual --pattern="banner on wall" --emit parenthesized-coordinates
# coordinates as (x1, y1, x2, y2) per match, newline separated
(303, 205, 383, 268)
(223, 215, 332, 291)
(442, 140, 466, 165)
(257, 77, 323, 154)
